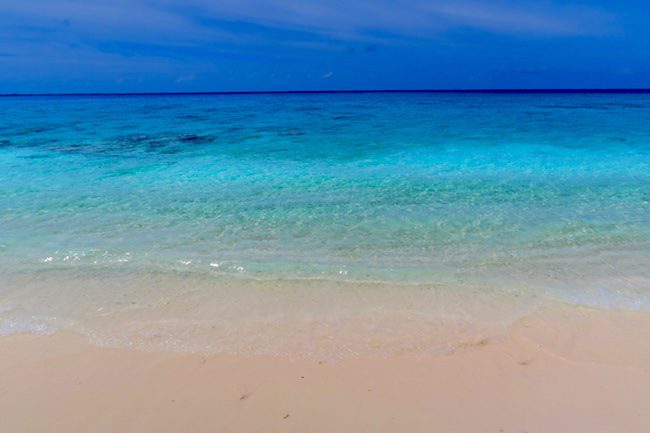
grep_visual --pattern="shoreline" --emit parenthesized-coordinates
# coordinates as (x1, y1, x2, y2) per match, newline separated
(7, 271, 649, 358)
(2, 304, 650, 433)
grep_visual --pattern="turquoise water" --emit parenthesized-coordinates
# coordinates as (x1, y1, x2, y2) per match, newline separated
(1, 92, 650, 353)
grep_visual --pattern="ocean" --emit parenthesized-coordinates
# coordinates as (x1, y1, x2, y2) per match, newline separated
(1, 92, 649, 356)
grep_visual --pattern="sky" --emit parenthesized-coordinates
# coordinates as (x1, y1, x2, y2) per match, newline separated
(1, 0, 649, 93)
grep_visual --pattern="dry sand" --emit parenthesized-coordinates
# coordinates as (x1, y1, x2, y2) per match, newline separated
(1, 304, 650, 433)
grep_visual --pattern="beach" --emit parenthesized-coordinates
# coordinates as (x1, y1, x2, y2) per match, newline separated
(1, 92, 650, 431)
(2, 304, 650, 433)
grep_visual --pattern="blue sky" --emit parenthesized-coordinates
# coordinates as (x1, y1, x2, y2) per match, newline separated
(1, 0, 648, 93)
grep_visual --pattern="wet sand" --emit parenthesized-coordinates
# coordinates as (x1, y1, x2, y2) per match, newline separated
(1, 305, 650, 433)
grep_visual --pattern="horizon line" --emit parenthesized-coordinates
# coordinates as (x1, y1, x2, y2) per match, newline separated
(2, 88, 650, 97)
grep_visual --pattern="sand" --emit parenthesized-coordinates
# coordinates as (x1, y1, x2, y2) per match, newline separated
(1, 304, 650, 433)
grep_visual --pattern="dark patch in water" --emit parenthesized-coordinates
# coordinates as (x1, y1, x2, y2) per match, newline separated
(179, 134, 215, 143)
(22, 153, 52, 159)
(30, 127, 51, 133)
(50, 144, 83, 153)
(177, 114, 208, 121)
(278, 129, 305, 137)
(332, 112, 375, 122)
(296, 105, 322, 112)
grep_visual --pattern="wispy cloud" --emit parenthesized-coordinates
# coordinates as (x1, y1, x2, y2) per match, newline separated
(170, 0, 615, 38)
(0, 0, 617, 75)
(2, 0, 615, 46)
(0, 0, 629, 93)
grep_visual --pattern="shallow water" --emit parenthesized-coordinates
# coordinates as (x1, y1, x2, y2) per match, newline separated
(1, 92, 649, 355)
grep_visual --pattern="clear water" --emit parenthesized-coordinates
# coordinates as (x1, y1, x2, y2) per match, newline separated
(1, 92, 649, 355)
